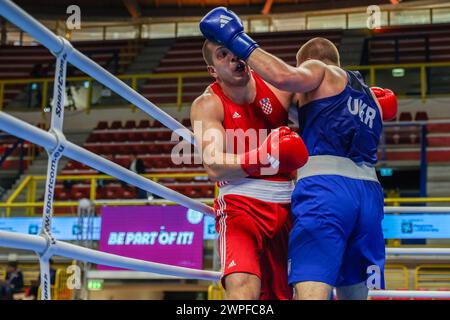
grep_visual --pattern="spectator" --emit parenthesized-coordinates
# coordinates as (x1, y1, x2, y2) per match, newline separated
(28, 63, 44, 109)
(63, 179, 74, 191)
(27, 259, 56, 300)
(0, 261, 24, 300)
(128, 154, 151, 199)
(66, 67, 77, 111)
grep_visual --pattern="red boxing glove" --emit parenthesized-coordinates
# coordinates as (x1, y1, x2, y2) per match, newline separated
(240, 126, 309, 177)
(371, 87, 398, 121)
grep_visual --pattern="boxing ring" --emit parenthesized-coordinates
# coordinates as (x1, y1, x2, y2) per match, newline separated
(0, 0, 450, 300)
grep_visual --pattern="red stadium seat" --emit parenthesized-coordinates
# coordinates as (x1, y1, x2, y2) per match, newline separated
(143, 158, 155, 168)
(113, 132, 128, 142)
(64, 161, 76, 170)
(151, 120, 164, 128)
(399, 112, 413, 122)
(96, 121, 108, 130)
(55, 189, 69, 201)
(103, 188, 117, 199)
(124, 120, 136, 129)
(110, 121, 122, 129)
(70, 187, 89, 200)
(86, 134, 97, 143)
(156, 130, 172, 140)
(161, 143, 174, 153)
(131, 144, 147, 155)
(122, 188, 136, 199)
(127, 131, 143, 141)
(200, 185, 214, 198)
(138, 120, 150, 128)
(97, 132, 113, 142)
(117, 144, 133, 155)
(415, 111, 428, 121)
(141, 131, 157, 141)
(97, 144, 112, 155)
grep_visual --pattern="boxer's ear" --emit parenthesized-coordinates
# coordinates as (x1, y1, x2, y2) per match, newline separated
(207, 65, 217, 78)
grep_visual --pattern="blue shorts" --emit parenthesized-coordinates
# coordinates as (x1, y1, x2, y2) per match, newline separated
(288, 175, 385, 288)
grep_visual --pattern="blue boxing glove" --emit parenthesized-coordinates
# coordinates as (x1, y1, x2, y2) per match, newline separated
(199, 7, 259, 60)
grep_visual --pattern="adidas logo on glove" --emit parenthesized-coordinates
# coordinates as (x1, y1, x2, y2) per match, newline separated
(219, 14, 233, 28)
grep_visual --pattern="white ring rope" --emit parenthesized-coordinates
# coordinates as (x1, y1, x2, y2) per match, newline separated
(38, 36, 73, 300)
(0, 0, 218, 301)
(0, 112, 214, 217)
(0, 231, 221, 281)
(368, 290, 450, 298)
(385, 207, 450, 213)
(0, 0, 196, 145)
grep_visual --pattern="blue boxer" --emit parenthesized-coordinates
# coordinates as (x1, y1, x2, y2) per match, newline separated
(288, 70, 386, 289)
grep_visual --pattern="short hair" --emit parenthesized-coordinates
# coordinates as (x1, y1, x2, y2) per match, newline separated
(202, 40, 215, 66)
(7, 261, 18, 269)
(296, 37, 340, 66)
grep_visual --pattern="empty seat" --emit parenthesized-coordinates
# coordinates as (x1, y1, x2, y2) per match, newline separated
(399, 112, 413, 122)
(97, 144, 112, 155)
(55, 189, 69, 201)
(122, 188, 136, 199)
(127, 131, 144, 141)
(115, 157, 131, 168)
(110, 121, 122, 129)
(199, 185, 214, 198)
(102, 188, 117, 199)
(64, 161, 76, 170)
(96, 121, 108, 130)
(70, 188, 89, 200)
(151, 120, 164, 128)
(160, 143, 174, 153)
(117, 144, 133, 155)
(181, 118, 191, 127)
(130, 144, 148, 155)
(138, 120, 150, 128)
(124, 120, 136, 129)
(415, 111, 428, 121)
(96, 132, 113, 142)
(155, 130, 172, 140)
(115, 132, 129, 142)
(84, 144, 99, 153)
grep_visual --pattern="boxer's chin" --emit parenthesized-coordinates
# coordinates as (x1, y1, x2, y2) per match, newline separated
(232, 73, 250, 86)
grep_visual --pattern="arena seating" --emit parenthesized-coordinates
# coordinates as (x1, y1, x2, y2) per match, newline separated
(380, 113, 450, 163)
(140, 30, 342, 105)
(368, 23, 450, 64)
(58, 119, 214, 201)
(0, 39, 144, 107)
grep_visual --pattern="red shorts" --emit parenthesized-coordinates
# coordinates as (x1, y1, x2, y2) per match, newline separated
(214, 194, 292, 300)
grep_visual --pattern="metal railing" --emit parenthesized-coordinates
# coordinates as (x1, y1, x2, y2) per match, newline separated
(2, 61, 450, 112)
(4, 5, 450, 44)
(0, 71, 207, 112)
(0, 173, 216, 217)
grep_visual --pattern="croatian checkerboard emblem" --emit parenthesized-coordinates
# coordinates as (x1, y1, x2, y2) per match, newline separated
(259, 97, 272, 115)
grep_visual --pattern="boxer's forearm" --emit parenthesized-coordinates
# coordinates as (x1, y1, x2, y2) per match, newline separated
(202, 151, 247, 181)
(248, 48, 326, 93)
(248, 48, 299, 91)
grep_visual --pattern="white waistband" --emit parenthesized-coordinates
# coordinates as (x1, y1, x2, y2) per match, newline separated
(218, 178, 294, 203)
(297, 155, 379, 183)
